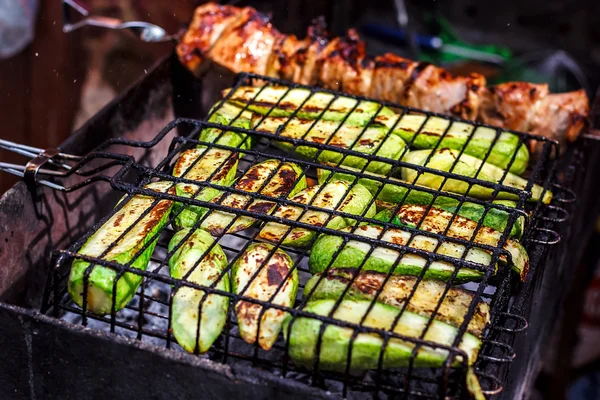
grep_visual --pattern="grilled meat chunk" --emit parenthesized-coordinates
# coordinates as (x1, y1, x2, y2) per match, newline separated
(266, 34, 308, 79)
(369, 53, 418, 103)
(404, 64, 486, 121)
(176, 3, 240, 74)
(479, 82, 549, 132)
(530, 89, 589, 144)
(317, 29, 370, 93)
(207, 7, 281, 76)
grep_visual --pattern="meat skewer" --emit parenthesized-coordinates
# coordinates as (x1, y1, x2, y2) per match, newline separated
(177, 2, 588, 146)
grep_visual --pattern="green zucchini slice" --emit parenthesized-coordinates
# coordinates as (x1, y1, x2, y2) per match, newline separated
(199, 102, 254, 150)
(284, 299, 482, 372)
(168, 228, 229, 353)
(401, 149, 551, 204)
(304, 269, 490, 336)
(231, 243, 298, 350)
(375, 113, 529, 175)
(68, 181, 174, 315)
(201, 159, 306, 236)
(308, 224, 489, 283)
(171, 147, 239, 230)
(258, 181, 375, 248)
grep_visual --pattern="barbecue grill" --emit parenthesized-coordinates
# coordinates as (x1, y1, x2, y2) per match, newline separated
(0, 55, 597, 400)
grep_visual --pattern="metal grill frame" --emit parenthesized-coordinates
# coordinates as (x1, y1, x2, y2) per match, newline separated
(40, 73, 566, 399)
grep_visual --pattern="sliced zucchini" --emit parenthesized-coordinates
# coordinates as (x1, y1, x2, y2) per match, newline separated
(284, 299, 482, 372)
(258, 181, 376, 248)
(224, 86, 394, 126)
(396, 204, 529, 280)
(375, 114, 529, 175)
(172, 147, 239, 230)
(231, 243, 298, 350)
(414, 198, 525, 240)
(401, 149, 551, 204)
(303, 270, 490, 336)
(253, 116, 406, 175)
(318, 165, 524, 239)
(308, 224, 489, 283)
(168, 228, 229, 353)
(199, 102, 254, 150)
(257, 185, 321, 248)
(201, 160, 306, 236)
(68, 181, 174, 315)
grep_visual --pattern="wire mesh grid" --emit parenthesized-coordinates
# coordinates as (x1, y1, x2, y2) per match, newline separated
(41, 73, 567, 399)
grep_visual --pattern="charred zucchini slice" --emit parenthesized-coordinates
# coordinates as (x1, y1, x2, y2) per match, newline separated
(253, 116, 406, 175)
(201, 159, 306, 236)
(284, 299, 481, 371)
(304, 270, 490, 336)
(258, 181, 376, 248)
(231, 243, 298, 350)
(395, 204, 529, 280)
(168, 228, 229, 353)
(318, 164, 525, 239)
(308, 224, 488, 283)
(224, 86, 394, 126)
(68, 181, 174, 315)
(172, 147, 239, 230)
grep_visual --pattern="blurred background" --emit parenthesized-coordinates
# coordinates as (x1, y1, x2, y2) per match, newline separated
(0, 1, 599, 398)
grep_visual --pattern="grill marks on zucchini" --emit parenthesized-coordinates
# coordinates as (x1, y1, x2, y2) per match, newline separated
(375, 113, 529, 174)
(402, 148, 551, 204)
(396, 204, 529, 280)
(222, 86, 545, 208)
(200, 159, 306, 236)
(68, 181, 175, 315)
(225, 86, 394, 126)
(199, 102, 254, 150)
(303, 270, 490, 336)
(168, 228, 230, 353)
(258, 181, 375, 248)
(284, 300, 482, 372)
(172, 147, 239, 230)
(317, 164, 525, 238)
(253, 116, 406, 175)
(308, 224, 489, 282)
(232, 243, 298, 350)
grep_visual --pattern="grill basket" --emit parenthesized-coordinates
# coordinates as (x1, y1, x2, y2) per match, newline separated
(39, 73, 568, 399)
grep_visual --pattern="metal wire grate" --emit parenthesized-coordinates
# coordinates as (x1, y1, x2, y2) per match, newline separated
(41, 73, 567, 398)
